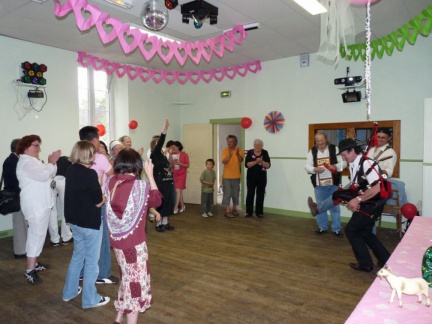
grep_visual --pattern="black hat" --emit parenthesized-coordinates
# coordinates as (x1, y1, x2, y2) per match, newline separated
(338, 138, 362, 154)
(377, 128, 392, 136)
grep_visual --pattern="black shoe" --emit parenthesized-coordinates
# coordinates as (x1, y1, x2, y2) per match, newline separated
(24, 270, 42, 284)
(333, 231, 343, 238)
(256, 214, 264, 218)
(34, 262, 49, 271)
(50, 241, 60, 247)
(14, 253, 26, 259)
(244, 213, 253, 217)
(62, 238, 74, 245)
(349, 263, 373, 272)
(307, 197, 319, 216)
(156, 225, 165, 232)
(377, 261, 386, 268)
(163, 224, 175, 231)
(315, 228, 327, 235)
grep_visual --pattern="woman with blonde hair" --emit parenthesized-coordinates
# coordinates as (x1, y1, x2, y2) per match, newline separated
(62, 140, 110, 309)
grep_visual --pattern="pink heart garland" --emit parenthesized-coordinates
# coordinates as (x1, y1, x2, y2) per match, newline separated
(126, 66, 139, 80)
(177, 73, 189, 85)
(248, 62, 261, 73)
(212, 36, 225, 58)
(200, 42, 213, 62)
(189, 72, 200, 85)
(118, 26, 141, 54)
(225, 68, 236, 80)
(151, 71, 164, 84)
(201, 71, 213, 84)
(213, 70, 224, 82)
(173, 42, 190, 66)
(138, 69, 152, 83)
(156, 40, 175, 64)
(189, 42, 203, 65)
(237, 66, 248, 77)
(95, 15, 117, 44)
(139, 35, 158, 61)
(164, 71, 178, 85)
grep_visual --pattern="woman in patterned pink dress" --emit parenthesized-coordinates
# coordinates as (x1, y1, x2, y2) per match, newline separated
(105, 149, 162, 324)
(170, 141, 190, 214)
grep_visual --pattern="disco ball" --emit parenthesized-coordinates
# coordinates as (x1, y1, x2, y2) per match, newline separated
(140, 0, 169, 31)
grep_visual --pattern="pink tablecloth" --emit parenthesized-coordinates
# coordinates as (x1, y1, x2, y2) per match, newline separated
(346, 216, 432, 324)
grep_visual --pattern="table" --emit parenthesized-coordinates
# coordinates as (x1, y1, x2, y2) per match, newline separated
(346, 216, 432, 324)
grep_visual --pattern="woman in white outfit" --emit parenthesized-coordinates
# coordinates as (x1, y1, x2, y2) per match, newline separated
(16, 135, 61, 284)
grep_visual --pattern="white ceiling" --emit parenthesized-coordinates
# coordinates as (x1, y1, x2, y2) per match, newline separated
(0, 0, 430, 71)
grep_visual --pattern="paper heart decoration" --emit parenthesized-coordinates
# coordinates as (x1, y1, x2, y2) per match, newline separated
(54, 0, 248, 65)
(77, 52, 262, 85)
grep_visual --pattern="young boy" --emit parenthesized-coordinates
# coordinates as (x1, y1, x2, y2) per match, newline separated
(200, 159, 216, 217)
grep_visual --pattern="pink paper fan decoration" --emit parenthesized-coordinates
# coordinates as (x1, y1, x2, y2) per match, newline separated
(264, 111, 285, 133)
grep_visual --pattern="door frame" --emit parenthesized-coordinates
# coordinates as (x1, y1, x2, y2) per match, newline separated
(210, 118, 246, 209)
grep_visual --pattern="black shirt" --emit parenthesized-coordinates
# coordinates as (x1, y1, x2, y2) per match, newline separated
(64, 163, 103, 230)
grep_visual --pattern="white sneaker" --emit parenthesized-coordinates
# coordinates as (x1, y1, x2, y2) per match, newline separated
(201, 213, 208, 218)
(93, 296, 110, 308)
(63, 287, 82, 302)
(207, 212, 213, 217)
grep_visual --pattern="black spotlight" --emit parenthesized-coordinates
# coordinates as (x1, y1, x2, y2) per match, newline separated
(209, 14, 217, 25)
(165, 0, 178, 9)
(342, 90, 362, 103)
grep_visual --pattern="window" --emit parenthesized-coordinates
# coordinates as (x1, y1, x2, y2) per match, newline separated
(308, 120, 401, 178)
(78, 67, 111, 142)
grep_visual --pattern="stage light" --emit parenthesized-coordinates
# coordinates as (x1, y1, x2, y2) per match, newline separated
(342, 90, 361, 103)
(181, 0, 218, 27)
(209, 14, 217, 25)
(21, 61, 47, 85)
(165, 0, 178, 9)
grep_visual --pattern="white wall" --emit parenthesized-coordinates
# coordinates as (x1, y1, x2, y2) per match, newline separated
(0, 36, 79, 231)
(1, 34, 431, 232)
(175, 36, 432, 216)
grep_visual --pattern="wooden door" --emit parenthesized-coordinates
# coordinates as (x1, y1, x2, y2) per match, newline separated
(183, 124, 213, 204)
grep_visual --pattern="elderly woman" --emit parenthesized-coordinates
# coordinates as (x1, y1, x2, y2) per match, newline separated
(245, 139, 271, 217)
(119, 135, 144, 157)
(2, 138, 27, 258)
(16, 135, 61, 284)
(109, 140, 124, 164)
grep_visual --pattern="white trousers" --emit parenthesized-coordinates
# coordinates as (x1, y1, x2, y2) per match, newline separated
(48, 176, 72, 243)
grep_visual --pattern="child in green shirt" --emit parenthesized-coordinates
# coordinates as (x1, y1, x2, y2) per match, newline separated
(200, 159, 216, 217)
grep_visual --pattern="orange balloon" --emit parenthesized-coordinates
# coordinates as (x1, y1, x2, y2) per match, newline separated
(96, 124, 106, 137)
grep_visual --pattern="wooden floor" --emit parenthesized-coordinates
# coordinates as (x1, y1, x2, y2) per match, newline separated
(0, 204, 401, 324)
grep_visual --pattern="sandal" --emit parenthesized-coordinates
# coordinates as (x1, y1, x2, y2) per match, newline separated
(232, 210, 239, 216)
(225, 212, 235, 218)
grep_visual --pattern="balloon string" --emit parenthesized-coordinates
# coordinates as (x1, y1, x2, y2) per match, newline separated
(365, 0, 372, 120)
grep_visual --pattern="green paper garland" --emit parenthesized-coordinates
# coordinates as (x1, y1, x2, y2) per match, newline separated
(341, 4, 432, 61)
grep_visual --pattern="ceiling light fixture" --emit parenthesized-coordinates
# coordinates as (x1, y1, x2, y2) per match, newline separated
(164, 0, 178, 10)
(103, 0, 134, 9)
(292, 0, 327, 15)
(181, 0, 218, 27)
(140, 0, 169, 31)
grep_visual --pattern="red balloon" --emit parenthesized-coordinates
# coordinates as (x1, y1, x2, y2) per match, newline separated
(401, 203, 418, 220)
(96, 124, 106, 137)
(241, 117, 252, 129)
(129, 120, 138, 130)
